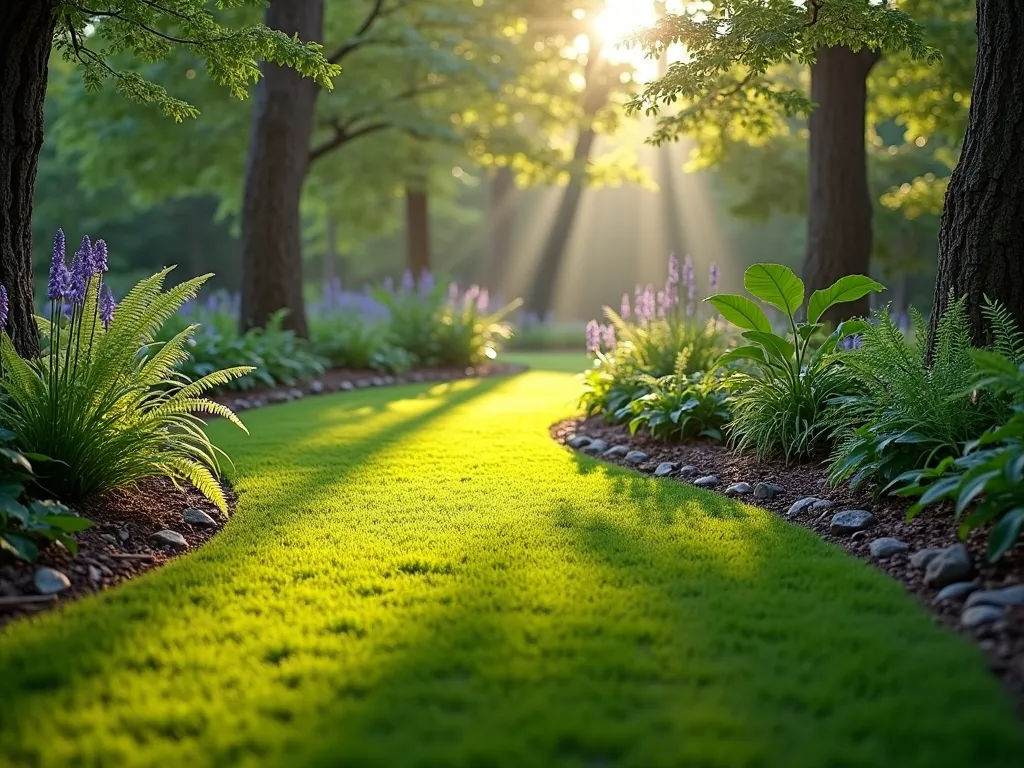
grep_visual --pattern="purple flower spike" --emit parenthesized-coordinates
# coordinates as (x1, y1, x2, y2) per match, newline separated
(383, 276, 394, 294)
(47, 229, 70, 301)
(92, 239, 109, 274)
(0, 283, 8, 329)
(619, 293, 630, 319)
(585, 320, 600, 353)
(99, 286, 116, 328)
(401, 270, 415, 293)
(419, 271, 435, 296)
(667, 252, 680, 286)
(601, 323, 616, 350)
(477, 288, 489, 313)
(68, 236, 94, 303)
(656, 290, 667, 318)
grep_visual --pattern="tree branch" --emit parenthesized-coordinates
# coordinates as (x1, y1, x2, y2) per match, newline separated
(329, 0, 388, 64)
(309, 121, 394, 164)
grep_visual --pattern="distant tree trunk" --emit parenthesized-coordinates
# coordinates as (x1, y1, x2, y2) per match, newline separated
(802, 46, 879, 325)
(0, 1, 54, 357)
(526, 52, 613, 319)
(484, 166, 515, 288)
(322, 213, 337, 287)
(931, 0, 1024, 346)
(239, 0, 323, 337)
(405, 185, 430, 279)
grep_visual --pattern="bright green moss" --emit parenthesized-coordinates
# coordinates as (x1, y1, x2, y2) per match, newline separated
(1, 355, 1021, 767)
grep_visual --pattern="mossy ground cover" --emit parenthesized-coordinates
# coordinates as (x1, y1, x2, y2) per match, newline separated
(1, 353, 1022, 767)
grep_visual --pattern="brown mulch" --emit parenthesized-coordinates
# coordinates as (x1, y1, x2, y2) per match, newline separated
(0, 477, 234, 630)
(552, 415, 1024, 711)
(1, 361, 526, 630)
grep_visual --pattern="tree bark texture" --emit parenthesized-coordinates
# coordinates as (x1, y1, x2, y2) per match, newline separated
(484, 166, 515, 287)
(240, 0, 323, 336)
(405, 185, 430, 279)
(0, 1, 55, 357)
(932, 0, 1024, 346)
(802, 46, 879, 325)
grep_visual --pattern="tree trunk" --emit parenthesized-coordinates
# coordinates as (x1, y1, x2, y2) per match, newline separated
(484, 166, 515, 288)
(526, 51, 613, 319)
(802, 46, 879, 325)
(405, 185, 430, 279)
(931, 1, 1024, 346)
(0, 1, 54, 357)
(239, 0, 323, 336)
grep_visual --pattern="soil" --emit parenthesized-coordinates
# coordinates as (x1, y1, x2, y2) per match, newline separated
(1, 362, 525, 629)
(552, 415, 1024, 712)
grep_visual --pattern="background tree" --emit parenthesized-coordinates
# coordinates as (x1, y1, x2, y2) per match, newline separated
(0, 0, 335, 356)
(627, 0, 936, 322)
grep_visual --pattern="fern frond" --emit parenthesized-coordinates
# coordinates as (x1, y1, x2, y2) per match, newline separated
(160, 455, 227, 513)
(982, 297, 1024, 363)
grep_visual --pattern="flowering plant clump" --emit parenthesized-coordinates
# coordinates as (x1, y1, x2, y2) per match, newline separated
(0, 230, 250, 510)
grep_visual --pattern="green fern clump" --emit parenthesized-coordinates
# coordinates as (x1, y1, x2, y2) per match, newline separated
(827, 298, 1010, 490)
(0, 254, 250, 512)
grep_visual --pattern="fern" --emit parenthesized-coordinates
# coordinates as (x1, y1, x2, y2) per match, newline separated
(827, 300, 1009, 490)
(0, 265, 251, 512)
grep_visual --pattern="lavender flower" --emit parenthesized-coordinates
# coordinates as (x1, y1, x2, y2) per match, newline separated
(47, 229, 70, 301)
(585, 319, 601, 353)
(448, 282, 460, 303)
(92, 239, 109, 274)
(477, 288, 489, 313)
(0, 283, 8, 329)
(656, 290, 667, 318)
(99, 286, 116, 328)
(401, 270, 415, 293)
(709, 263, 719, 293)
(383, 276, 394, 294)
(619, 293, 630, 319)
(667, 252, 680, 287)
(68, 236, 94, 303)
(600, 323, 616, 350)
(682, 254, 696, 302)
(419, 271, 435, 296)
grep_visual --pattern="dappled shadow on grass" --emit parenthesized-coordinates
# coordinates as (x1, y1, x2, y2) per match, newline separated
(1, 370, 1023, 767)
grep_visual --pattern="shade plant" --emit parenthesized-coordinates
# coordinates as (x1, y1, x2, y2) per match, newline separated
(888, 302, 1024, 561)
(826, 298, 1008, 491)
(0, 231, 250, 512)
(621, 367, 731, 442)
(706, 264, 883, 461)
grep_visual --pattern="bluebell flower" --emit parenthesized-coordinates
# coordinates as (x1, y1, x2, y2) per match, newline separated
(99, 286, 116, 328)
(47, 229, 70, 301)
(0, 283, 8, 330)
(68, 236, 94, 303)
(91, 239, 109, 274)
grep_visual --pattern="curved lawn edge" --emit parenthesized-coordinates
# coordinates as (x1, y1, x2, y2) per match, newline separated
(2, 361, 1023, 766)
(552, 413, 1024, 713)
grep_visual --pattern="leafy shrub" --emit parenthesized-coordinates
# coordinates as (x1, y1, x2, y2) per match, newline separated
(435, 289, 521, 367)
(889, 303, 1024, 561)
(579, 348, 652, 423)
(0, 232, 249, 511)
(707, 264, 883, 461)
(826, 298, 1007, 489)
(0, 429, 91, 562)
(622, 368, 731, 442)
(311, 312, 387, 370)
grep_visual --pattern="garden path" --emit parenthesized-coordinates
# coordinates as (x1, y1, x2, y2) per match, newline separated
(1, 354, 1022, 767)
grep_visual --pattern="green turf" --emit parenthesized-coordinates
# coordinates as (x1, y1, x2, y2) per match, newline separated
(1, 353, 1022, 767)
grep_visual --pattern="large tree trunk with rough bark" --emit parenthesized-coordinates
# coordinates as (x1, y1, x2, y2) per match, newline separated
(484, 166, 515, 288)
(405, 185, 430, 279)
(931, 1, 1024, 346)
(239, 0, 323, 336)
(0, 1, 54, 357)
(802, 46, 879, 325)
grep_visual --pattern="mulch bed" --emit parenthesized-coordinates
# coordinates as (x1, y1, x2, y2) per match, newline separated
(1, 362, 526, 630)
(0, 477, 234, 630)
(552, 415, 1024, 711)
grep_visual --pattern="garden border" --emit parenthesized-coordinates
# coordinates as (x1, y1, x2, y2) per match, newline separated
(552, 415, 1024, 714)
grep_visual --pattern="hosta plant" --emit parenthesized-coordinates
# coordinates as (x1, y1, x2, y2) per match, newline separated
(621, 366, 731, 442)
(0, 428, 91, 562)
(707, 264, 883, 461)
(0, 231, 250, 512)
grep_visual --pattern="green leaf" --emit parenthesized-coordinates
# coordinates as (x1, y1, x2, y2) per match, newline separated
(988, 508, 1024, 562)
(806, 275, 885, 324)
(743, 264, 804, 318)
(38, 514, 93, 533)
(713, 345, 769, 370)
(0, 533, 39, 562)
(704, 295, 772, 333)
(741, 330, 795, 366)
(954, 471, 998, 516)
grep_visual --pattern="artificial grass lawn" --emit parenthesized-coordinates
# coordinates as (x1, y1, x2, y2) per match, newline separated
(1, 353, 1022, 767)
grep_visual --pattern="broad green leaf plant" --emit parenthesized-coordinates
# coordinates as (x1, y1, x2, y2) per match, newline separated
(0, 232, 250, 512)
(707, 264, 883, 461)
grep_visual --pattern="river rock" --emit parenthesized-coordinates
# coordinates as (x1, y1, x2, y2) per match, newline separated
(924, 544, 973, 588)
(566, 435, 591, 450)
(933, 582, 979, 604)
(183, 508, 218, 528)
(33, 567, 71, 595)
(754, 482, 785, 500)
(694, 475, 720, 488)
(624, 451, 649, 465)
(604, 445, 630, 458)
(829, 510, 876, 535)
(150, 530, 188, 550)
(965, 584, 1024, 609)
(869, 537, 909, 559)
(653, 462, 677, 477)
(582, 440, 608, 455)
(725, 483, 752, 496)
(961, 605, 1004, 629)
